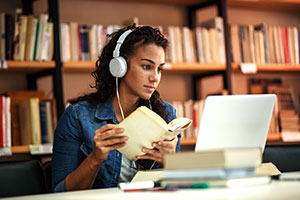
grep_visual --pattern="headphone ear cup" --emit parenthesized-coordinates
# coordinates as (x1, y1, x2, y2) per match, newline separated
(109, 56, 127, 78)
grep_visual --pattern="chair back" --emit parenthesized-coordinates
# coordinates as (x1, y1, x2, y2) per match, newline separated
(0, 160, 47, 197)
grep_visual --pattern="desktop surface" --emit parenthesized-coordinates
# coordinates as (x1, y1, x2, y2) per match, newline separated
(2, 180, 300, 200)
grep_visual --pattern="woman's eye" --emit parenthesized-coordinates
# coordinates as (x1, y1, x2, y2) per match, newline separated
(158, 67, 164, 72)
(142, 65, 151, 70)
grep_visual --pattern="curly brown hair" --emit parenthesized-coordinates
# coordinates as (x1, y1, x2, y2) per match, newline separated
(71, 24, 170, 122)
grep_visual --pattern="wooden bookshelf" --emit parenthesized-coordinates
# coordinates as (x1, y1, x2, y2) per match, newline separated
(11, 145, 30, 154)
(232, 63, 300, 72)
(228, 0, 300, 11)
(0, 61, 55, 73)
(180, 138, 197, 146)
(63, 61, 226, 73)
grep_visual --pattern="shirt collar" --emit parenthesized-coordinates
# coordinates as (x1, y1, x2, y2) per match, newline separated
(95, 99, 118, 123)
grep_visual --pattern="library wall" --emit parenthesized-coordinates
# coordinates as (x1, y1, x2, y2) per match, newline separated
(31, 1, 300, 108)
(196, 6, 300, 111)
(228, 7, 300, 112)
(33, 0, 193, 103)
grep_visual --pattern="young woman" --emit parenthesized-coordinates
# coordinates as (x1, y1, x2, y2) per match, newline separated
(52, 24, 181, 192)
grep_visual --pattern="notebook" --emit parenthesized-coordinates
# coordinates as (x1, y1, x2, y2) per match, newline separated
(195, 94, 276, 153)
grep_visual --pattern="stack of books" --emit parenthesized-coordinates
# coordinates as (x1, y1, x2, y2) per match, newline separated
(123, 148, 275, 191)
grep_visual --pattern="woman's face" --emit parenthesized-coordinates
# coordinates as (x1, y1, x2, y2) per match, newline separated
(121, 44, 165, 100)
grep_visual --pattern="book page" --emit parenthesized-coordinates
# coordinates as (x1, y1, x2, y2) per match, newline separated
(255, 162, 281, 176)
(131, 169, 163, 182)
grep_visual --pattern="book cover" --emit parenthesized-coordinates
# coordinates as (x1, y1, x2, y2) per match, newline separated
(0, 13, 5, 60)
(28, 17, 38, 61)
(18, 15, 28, 61)
(0, 96, 5, 147)
(164, 148, 262, 170)
(5, 97, 11, 147)
(18, 98, 41, 145)
(5, 13, 13, 60)
(114, 106, 192, 161)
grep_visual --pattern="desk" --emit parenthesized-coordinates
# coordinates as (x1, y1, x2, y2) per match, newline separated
(2, 181, 300, 200)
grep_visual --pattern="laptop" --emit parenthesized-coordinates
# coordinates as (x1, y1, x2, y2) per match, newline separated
(195, 94, 276, 153)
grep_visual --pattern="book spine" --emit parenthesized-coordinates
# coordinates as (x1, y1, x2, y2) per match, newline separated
(0, 96, 5, 147)
(30, 98, 41, 145)
(5, 97, 11, 147)
(5, 14, 13, 60)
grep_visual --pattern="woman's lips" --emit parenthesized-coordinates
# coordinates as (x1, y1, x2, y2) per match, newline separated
(144, 85, 155, 92)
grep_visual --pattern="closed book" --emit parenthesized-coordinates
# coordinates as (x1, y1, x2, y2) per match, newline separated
(60, 23, 71, 62)
(5, 14, 13, 60)
(39, 100, 54, 144)
(0, 13, 5, 60)
(164, 148, 262, 170)
(18, 15, 28, 61)
(114, 106, 192, 161)
(18, 98, 42, 145)
(5, 97, 11, 147)
(26, 16, 38, 61)
(13, 8, 22, 61)
(69, 22, 80, 61)
(40, 21, 53, 61)
(160, 175, 271, 188)
(163, 167, 255, 180)
(80, 25, 90, 61)
(230, 24, 242, 64)
(35, 14, 48, 61)
(0, 96, 5, 147)
(24, 15, 33, 61)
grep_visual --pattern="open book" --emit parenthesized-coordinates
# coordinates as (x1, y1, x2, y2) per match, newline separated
(114, 106, 192, 161)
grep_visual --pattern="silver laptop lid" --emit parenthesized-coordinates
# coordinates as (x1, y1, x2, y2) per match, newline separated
(195, 94, 276, 152)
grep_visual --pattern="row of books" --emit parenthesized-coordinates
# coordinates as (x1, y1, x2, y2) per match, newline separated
(171, 99, 205, 139)
(0, 91, 57, 148)
(230, 24, 299, 65)
(0, 10, 53, 63)
(248, 78, 300, 141)
(165, 17, 226, 64)
(60, 17, 226, 64)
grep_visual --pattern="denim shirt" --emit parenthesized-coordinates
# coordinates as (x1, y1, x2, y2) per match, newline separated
(52, 99, 180, 192)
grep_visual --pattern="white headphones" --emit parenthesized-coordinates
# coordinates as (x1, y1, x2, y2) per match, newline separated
(109, 29, 133, 78)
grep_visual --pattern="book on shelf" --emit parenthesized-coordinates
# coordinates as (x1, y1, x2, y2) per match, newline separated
(6, 90, 45, 146)
(18, 98, 42, 145)
(163, 148, 262, 170)
(39, 100, 55, 144)
(0, 96, 6, 147)
(0, 13, 5, 60)
(113, 106, 192, 161)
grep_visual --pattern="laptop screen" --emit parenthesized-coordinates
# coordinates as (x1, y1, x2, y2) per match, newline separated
(195, 94, 276, 152)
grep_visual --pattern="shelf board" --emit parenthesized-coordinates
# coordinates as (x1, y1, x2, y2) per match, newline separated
(228, 0, 300, 11)
(63, 61, 226, 73)
(83, 0, 213, 6)
(232, 63, 300, 72)
(181, 138, 197, 145)
(0, 61, 55, 73)
(11, 145, 30, 154)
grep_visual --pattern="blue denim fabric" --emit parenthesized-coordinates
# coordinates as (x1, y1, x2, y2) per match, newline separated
(52, 99, 180, 192)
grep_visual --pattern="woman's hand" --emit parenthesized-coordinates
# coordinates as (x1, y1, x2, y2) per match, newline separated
(91, 124, 128, 164)
(136, 136, 178, 166)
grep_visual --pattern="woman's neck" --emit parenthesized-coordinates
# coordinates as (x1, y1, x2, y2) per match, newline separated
(112, 95, 139, 122)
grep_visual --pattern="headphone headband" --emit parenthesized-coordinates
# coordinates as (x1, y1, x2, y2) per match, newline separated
(113, 29, 133, 58)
